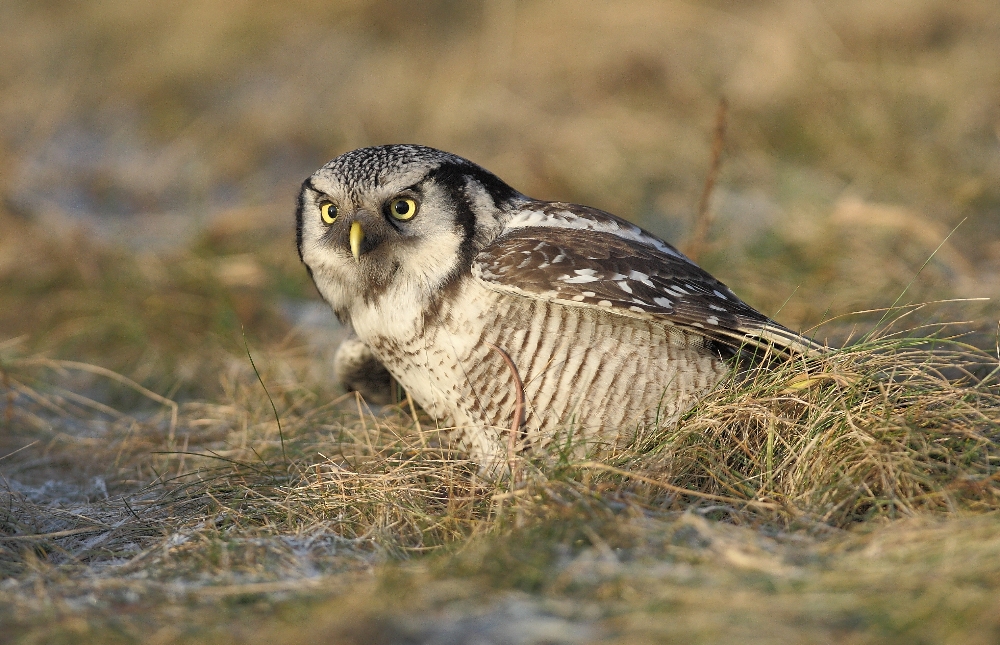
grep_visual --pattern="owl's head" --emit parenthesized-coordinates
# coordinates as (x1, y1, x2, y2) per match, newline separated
(297, 145, 523, 318)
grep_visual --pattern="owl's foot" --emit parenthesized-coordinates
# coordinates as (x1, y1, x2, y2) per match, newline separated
(333, 334, 396, 405)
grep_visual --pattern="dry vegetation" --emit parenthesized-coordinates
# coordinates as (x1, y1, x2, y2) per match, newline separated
(2, 1, 1000, 643)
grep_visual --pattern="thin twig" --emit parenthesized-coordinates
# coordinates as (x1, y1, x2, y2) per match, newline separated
(0, 440, 38, 463)
(685, 97, 728, 262)
(121, 496, 142, 522)
(486, 342, 524, 482)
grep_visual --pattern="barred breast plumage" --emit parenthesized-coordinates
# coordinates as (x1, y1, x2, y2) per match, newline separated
(296, 144, 821, 474)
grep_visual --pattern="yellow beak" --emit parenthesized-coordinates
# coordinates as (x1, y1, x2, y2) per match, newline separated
(349, 221, 364, 262)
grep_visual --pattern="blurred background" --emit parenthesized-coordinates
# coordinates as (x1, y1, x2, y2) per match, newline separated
(1, 0, 999, 396)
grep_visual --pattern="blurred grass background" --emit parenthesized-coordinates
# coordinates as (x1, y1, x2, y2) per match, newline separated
(2, 0, 999, 372)
(2, 1, 1000, 643)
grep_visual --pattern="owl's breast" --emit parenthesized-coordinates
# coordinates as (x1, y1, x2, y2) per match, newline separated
(349, 276, 501, 420)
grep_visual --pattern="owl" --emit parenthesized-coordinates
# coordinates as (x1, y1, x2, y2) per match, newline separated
(296, 145, 819, 474)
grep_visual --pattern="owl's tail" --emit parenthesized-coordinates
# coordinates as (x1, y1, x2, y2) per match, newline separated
(745, 322, 827, 357)
(703, 321, 826, 360)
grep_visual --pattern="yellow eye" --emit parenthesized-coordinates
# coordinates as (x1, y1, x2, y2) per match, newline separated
(320, 202, 338, 225)
(388, 197, 418, 221)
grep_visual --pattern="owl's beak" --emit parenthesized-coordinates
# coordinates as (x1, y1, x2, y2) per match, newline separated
(349, 221, 365, 262)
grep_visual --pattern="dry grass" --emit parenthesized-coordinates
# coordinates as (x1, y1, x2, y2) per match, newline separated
(2, 306, 1000, 642)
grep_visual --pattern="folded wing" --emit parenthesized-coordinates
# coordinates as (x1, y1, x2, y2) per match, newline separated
(472, 203, 821, 356)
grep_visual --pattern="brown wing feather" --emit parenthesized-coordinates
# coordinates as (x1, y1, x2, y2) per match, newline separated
(473, 215, 821, 356)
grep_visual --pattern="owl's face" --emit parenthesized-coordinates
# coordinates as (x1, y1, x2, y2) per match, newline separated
(297, 145, 521, 319)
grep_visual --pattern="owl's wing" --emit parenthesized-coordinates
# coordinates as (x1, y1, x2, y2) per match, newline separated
(472, 202, 821, 355)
